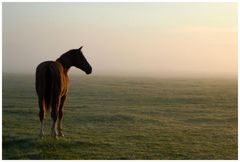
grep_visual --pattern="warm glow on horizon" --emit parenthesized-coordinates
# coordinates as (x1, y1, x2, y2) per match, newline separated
(3, 3, 237, 78)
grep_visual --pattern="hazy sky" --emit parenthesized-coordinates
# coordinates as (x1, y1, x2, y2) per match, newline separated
(3, 3, 237, 78)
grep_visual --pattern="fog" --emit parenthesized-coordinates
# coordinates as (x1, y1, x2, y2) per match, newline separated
(3, 3, 237, 78)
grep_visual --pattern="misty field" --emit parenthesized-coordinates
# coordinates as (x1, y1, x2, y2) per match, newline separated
(2, 74, 237, 159)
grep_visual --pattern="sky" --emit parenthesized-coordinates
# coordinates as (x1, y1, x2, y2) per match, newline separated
(2, 3, 237, 78)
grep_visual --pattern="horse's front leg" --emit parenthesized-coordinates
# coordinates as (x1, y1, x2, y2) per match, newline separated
(57, 95, 66, 137)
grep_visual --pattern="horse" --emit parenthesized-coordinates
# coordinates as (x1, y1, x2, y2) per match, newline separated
(35, 46, 92, 139)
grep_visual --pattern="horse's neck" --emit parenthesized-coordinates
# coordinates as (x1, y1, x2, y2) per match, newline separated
(56, 57, 72, 73)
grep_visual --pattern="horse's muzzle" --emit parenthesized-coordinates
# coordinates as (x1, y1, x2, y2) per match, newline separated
(86, 67, 92, 75)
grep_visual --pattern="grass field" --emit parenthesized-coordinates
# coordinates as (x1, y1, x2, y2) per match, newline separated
(2, 73, 237, 159)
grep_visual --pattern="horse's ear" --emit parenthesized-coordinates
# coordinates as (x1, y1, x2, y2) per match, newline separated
(79, 46, 83, 50)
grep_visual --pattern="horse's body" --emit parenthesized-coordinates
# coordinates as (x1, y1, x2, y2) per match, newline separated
(35, 47, 92, 138)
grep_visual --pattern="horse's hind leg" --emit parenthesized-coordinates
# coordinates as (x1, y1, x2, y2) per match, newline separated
(57, 95, 66, 137)
(51, 98, 60, 139)
(38, 98, 45, 138)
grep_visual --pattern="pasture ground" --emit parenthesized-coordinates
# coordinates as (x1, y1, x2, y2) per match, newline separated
(2, 74, 237, 159)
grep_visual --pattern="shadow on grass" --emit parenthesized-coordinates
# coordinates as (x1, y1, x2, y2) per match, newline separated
(2, 136, 114, 160)
(3, 137, 38, 159)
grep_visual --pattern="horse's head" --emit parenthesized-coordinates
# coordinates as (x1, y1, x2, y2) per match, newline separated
(73, 46, 92, 75)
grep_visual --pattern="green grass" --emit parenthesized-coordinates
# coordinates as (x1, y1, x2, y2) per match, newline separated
(2, 74, 237, 159)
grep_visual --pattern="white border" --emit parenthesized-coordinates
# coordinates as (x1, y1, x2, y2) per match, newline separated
(0, 0, 239, 2)
(0, 2, 2, 161)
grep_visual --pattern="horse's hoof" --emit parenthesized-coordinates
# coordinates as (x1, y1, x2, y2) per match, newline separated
(58, 132, 65, 137)
(39, 134, 44, 139)
(51, 134, 59, 140)
(51, 130, 58, 137)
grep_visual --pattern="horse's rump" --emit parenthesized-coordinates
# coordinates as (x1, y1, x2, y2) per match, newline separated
(36, 61, 62, 112)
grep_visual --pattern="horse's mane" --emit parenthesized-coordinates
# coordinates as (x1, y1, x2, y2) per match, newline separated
(56, 49, 75, 62)
(55, 50, 75, 70)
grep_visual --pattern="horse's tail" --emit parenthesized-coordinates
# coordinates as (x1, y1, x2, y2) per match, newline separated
(43, 66, 52, 113)
(36, 61, 61, 114)
(36, 62, 52, 114)
(48, 63, 61, 111)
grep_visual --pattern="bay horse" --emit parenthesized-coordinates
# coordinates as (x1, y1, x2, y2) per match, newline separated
(35, 47, 92, 139)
